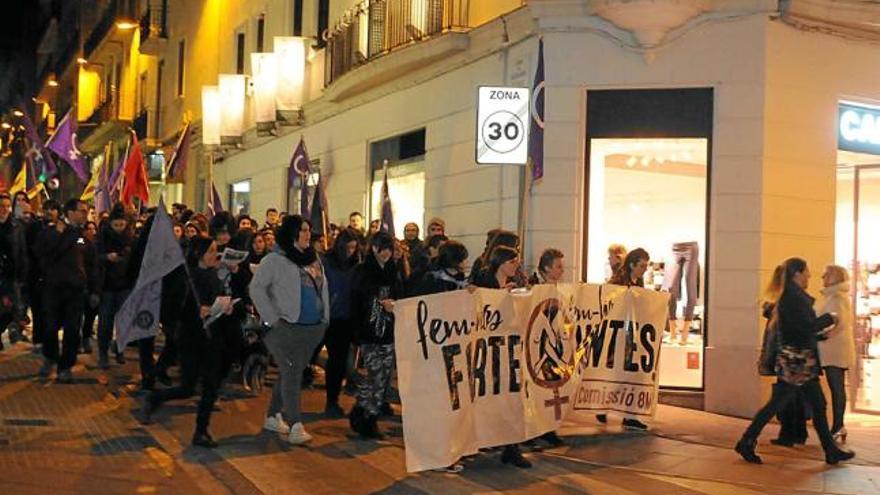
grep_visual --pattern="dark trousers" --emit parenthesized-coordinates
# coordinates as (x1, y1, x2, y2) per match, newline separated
(139, 323, 179, 379)
(81, 302, 98, 344)
(325, 318, 353, 405)
(744, 379, 835, 452)
(98, 290, 130, 359)
(824, 366, 847, 433)
(28, 278, 45, 345)
(776, 389, 807, 442)
(42, 286, 85, 371)
(150, 324, 224, 434)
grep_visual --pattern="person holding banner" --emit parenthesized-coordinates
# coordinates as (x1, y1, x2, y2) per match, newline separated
(250, 215, 330, 445)
(735, 257, 855, 465)
(602, 248, 651, 431)
(472, 245, 532, 469)
(349, 231, 403, 440)
(525, 248, 567, 449)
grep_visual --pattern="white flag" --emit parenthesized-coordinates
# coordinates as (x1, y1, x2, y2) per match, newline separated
(115, 199, 185, 352)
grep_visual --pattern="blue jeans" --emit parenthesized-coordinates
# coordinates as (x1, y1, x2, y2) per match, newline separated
(98, 289, 130, 359)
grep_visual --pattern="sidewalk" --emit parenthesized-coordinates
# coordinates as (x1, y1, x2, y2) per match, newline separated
(0, 340, 878, 494)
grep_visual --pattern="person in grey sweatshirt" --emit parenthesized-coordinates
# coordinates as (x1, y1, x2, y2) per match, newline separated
(250, 215, 329, 445)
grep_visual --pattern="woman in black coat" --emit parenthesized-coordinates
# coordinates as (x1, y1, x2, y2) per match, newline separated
(348, 232, 403, 440)
(735, 257, 854, 465)
(142, 237, 231, 448)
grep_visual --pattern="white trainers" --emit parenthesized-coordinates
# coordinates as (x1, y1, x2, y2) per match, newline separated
(287, 422, 313, 445)
(263, 413, 291, 434)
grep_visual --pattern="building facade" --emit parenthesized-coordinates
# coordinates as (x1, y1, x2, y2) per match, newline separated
(28, 0, 880, 419)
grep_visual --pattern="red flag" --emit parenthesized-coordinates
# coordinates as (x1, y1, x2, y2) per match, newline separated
(121, 131, 150, 206)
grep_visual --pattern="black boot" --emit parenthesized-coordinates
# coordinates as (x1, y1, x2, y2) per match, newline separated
(138, 393, 159, 425)
(349, 404, 366, 434)
(541, 431, 565, 447)
(501, 444, 532, 468)
(360, 415, 385, 440)
(192, 431, 218, 448)
(735, 436, 762, 464)
(825, 446, 855, 465)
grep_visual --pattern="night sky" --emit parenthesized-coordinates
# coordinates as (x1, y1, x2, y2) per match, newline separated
(0, 1, 51, 111)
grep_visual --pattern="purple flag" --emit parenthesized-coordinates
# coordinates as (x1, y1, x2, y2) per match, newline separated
(46, 110, 89, 183)
(165, 123, 190, 183)
(17, 102, 58, 178)
(288, 137, 311, 188)
(528, 38, 545, 182)
(95, 151, 111, 215)
(207, 182, 224, 218)
(379, 172, 394, 236)
(309, 173, 328, 236)
(289, 137, 312, 218)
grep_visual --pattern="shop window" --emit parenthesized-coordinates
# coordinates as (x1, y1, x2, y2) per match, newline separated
(256, 15, 265, 52)
(586, 88, 712, 390)
(236, 32, 246, 74)
(835, 101, 880, 413)
(145, 151, 165, 181)
(230, 179, 251, 216)
(368, 129, 427, 238)
(370, 162, 425, 240)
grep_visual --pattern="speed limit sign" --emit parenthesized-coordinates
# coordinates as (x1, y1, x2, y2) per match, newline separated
(476, 86, 530, 165)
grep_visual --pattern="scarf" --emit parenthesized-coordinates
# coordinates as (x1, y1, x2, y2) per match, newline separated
(284, 244, 318, 267)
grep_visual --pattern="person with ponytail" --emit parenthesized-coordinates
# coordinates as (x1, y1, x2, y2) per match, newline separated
(735, 257, 855, 465)
(250, 215, 330, 445)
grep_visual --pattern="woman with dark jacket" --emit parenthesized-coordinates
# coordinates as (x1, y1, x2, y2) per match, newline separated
(760, 265, 808, 447)
(408, 240, 469, 296)
(469, 230, 518, 283)
(142, 237, 230, 448)
(321, 228, 360, 417)
(735, 257, 854, 465)
(471, 245, 532, 469)
(349, 231, 403, 440)
(95, 206, 134, 369)
(250, 215, 330, 445)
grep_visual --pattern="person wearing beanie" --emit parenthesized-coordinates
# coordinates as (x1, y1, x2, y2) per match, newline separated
(95, 204, 134, 369)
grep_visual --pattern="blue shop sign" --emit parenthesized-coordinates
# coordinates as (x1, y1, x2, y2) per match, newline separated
(839, 102, 880, 155)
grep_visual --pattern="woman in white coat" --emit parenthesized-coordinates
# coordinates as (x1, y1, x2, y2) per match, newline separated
(817, 265, 856, 443)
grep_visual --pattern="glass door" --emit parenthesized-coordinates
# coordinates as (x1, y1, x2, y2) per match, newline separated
(836, 164, 880, 413)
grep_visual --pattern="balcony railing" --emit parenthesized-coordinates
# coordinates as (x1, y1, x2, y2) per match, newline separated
(325, 0, 469, 86)
(139, 0, 169, 50)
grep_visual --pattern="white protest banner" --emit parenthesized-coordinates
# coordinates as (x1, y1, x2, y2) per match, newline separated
(395, 288, 526, 473)
(566, 284, 668, 419)
(394, 283, 669, 472)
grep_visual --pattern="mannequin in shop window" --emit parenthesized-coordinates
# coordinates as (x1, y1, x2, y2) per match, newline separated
(663, 241, 700, 345)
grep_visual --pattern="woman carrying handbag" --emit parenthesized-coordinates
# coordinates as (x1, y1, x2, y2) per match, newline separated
(736, 257, 854, 465)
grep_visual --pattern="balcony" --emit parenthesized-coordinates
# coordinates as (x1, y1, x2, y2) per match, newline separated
(78, 98, 131, 155)
(83, 0, 138, 59)
(325, 0, 469, 87)
(139, 0, 169, 56)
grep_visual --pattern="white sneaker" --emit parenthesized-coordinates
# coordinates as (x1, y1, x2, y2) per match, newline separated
(287, 422, 313, 445)
(263, 413, 291, 434)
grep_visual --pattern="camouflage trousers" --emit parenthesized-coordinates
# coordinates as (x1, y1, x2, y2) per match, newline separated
(357, 343, 395, 416)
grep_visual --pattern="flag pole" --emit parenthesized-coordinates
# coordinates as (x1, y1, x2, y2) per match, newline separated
(206, 149, 214, 214)
(517, 160, 532, 268)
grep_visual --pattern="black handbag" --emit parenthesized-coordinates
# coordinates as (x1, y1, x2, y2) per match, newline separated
(757, 321, 778, 376)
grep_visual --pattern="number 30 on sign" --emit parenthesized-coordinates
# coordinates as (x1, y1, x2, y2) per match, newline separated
(475, 86, 530, 165)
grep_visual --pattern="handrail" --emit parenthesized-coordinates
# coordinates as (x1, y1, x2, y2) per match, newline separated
(325, 0, 470, 85)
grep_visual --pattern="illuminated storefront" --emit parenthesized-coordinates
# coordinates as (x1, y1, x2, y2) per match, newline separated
(836, 101, 880, 413)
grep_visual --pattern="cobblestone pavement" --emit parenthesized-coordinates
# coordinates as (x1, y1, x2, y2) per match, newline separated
(1, 340, 878, 494)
